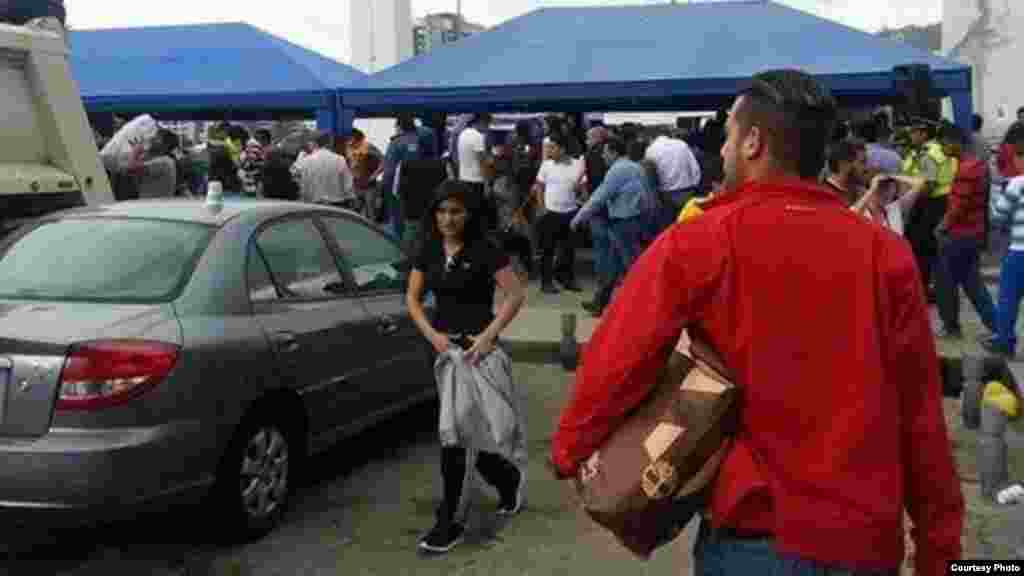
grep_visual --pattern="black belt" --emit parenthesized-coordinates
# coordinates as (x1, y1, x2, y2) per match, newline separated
(700, 518, 773, 541)
(716, 526, 773, 540)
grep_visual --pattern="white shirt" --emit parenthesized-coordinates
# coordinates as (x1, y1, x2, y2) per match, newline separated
(457, 127, 486, 183)
(537, 158, 584, 213)
(645, 135, 701, 192)
(291, 148, 353, 204)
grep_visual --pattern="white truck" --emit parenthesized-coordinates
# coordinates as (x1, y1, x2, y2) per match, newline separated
(0, 15, 113, 238)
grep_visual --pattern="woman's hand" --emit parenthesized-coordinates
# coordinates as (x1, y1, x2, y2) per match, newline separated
(429, 332, 451, 355)
(465, 333, 497, 365)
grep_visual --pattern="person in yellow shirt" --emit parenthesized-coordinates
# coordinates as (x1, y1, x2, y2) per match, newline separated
(902, 118, 957, 300)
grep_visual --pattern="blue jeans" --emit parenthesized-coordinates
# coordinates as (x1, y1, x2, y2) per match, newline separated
(995, 249, 1024, 352)
(695, 524, 897, 576)
(935, 235, 996, 333)
(609, 214, 647, 278)
(589, 215, 613, 288)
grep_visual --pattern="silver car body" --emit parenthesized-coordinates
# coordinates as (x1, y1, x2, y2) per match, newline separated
(0, 199, 434, 521)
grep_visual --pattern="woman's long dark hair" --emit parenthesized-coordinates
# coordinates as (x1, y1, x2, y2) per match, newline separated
(418, 180, 489, 256)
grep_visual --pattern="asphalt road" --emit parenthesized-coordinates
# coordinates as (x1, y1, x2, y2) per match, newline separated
(0, 362, 699, 576)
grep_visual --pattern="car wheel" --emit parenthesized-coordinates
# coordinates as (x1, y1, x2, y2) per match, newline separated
(216, 413, 295, 540)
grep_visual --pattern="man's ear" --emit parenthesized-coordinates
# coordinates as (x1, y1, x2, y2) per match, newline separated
(742, 125, 766, 162)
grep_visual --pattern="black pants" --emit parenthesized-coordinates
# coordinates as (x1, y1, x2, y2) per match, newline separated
(539, 210, 577, 285)
(906, 194, 948, 291)
(440, 446, 519, 520)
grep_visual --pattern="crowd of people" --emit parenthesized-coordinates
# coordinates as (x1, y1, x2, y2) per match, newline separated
(815, 107, 1024, 360)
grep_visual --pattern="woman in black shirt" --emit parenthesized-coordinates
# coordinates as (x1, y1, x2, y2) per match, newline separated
(406, 180, 527, 554)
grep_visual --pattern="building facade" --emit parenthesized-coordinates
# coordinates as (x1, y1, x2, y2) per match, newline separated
(349, 0, 415, 150)
(943, 0, 1022, 140)
(413, 13, 486, 56)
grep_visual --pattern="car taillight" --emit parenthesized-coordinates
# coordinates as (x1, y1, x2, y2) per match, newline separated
(56, 340, 179, 411)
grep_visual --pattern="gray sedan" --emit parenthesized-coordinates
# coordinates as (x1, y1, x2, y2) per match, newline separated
(0, 199, 435, 539)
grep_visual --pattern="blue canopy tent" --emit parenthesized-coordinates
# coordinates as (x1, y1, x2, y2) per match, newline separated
(70, 22, 365, 134)
(342, 1, 973, 130)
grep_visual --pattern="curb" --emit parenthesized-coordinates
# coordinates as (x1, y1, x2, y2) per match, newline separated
(503, 339, 580, 368)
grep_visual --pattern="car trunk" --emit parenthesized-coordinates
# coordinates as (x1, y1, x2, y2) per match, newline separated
(0, 299, 181, 437)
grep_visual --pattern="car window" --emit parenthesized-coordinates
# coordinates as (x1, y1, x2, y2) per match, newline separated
(254, 218, 343, 301)
(0, 218, 211, 303)
(246, 243, 279, 303)
(321, 217, 406, 293)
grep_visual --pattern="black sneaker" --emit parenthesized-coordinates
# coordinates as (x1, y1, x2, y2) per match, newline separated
(497, 469, 524, 517)
(418, 518, 465, 555)
(933, 326, 962, 339)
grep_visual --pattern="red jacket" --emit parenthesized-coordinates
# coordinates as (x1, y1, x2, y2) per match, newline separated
(943, 155, 988, 240)
(552, 178, 963, 574)
(998, 143, 1020, 178)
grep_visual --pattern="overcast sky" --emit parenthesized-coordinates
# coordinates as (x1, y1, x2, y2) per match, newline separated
(69, 0, 943, 65)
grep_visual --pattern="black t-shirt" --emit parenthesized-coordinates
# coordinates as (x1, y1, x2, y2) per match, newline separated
(414, 238, 511, 335)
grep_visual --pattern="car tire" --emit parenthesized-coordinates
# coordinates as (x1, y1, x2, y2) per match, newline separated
(214, 410, 296, 541)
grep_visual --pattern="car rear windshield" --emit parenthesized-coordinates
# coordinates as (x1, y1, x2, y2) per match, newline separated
(0, 218, 213, 303)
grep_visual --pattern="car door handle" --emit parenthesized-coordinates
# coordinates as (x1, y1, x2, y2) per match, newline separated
(272, 331, 301, 354)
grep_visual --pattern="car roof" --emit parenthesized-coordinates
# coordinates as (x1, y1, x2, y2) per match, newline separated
(55, 198, 342, 227)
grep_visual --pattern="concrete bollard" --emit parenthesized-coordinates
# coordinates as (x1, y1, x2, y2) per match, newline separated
(961, 356, 986, 431)
(979, 404, 1011, 502)
(560, 313, 578, 372)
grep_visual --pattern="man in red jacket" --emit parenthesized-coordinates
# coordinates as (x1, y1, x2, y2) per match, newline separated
(934, 124, 997, 339)
(550, 69, 963, 575)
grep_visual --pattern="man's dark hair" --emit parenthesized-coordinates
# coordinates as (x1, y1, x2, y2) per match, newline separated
(826, 138, 866, 173)
(153, 129, 180, 156)
(605, 136, 627, 157)
(734, 69, 838, 179)
(973, 114, 984, 132)
(1010, 130, 1024, 157)
(628, 139, 646, 162)
(549, 132, 569, 152)
(228, 125, 250, 143)
(396, 113, 416, 132)
(315, 132, 334, 149)
(351, 128, 365, 140)
(853, 120, 878, 143)
(1018, 106, 1024, 117)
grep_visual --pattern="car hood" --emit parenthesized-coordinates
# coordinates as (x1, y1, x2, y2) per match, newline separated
(0, 300, 181, 347)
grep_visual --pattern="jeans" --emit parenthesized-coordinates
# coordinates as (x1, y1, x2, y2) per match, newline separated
(694, 522, 898, 576)
(609, 215, 646, 280)
(995, 249, 1024, 352)
(935, 234, 996, 333)
(589, 215, 614, 289)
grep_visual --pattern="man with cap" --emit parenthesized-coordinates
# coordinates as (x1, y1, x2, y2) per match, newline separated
(902, 117, 957, 300)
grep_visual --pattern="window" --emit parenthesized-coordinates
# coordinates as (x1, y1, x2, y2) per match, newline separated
(0, 218, 211, 302)
(321, 217, 406, 293)
(246, 243, 278, 303)
(253, 219, 343, 300)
